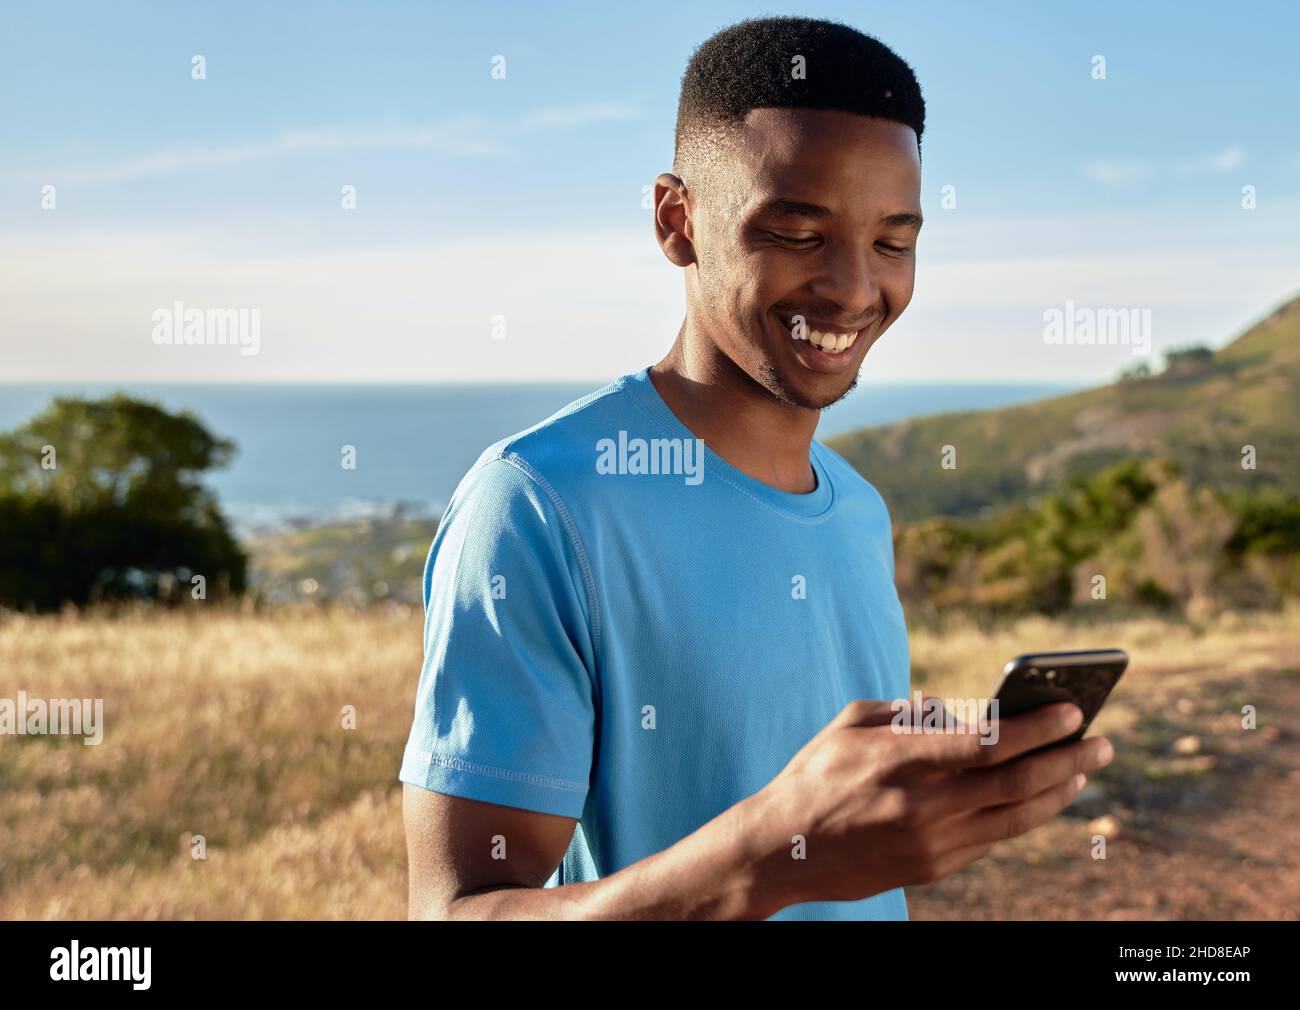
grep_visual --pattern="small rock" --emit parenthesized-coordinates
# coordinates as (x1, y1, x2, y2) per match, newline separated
(1089, 814, 1121, 838)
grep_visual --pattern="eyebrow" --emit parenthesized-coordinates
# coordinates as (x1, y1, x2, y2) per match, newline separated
(754, 197, 834, 220)
(753, 197, 924, 229)
(881, 211, 924, 229)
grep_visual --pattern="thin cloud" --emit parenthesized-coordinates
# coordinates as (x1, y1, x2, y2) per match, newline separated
(1082, 158, 1153, 187)
(1173, 145, 1246, 174)
(46, 121, 501, 186)
(31, 104, 635, 186)
(1085, 145, 1247, 187)
(524, 102, 637, 127)
(5, 222, 1297, 383)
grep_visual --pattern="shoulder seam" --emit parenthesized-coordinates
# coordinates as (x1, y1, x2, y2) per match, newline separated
(481, 376, 632, 463)
(487, 451, 604, 667)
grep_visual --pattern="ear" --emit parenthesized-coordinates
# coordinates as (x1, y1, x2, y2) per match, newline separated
(653, 172, 696, 268)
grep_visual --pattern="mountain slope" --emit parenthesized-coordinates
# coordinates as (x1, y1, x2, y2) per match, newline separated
(826, 292, 1300, 522)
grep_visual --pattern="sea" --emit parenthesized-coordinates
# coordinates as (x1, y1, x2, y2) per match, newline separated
(0, 380, 1081, 536)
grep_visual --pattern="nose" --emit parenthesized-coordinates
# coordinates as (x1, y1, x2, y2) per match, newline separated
(807, 238, 882, 323)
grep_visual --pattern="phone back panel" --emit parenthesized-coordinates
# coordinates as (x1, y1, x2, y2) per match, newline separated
(994, 649, 1128, 742)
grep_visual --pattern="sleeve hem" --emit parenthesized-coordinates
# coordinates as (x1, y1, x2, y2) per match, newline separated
(398, 749, 588, 819)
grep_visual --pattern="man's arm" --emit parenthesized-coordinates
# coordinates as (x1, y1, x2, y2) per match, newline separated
(405, 698, 1113, 920)
(403, 783, 782, 920)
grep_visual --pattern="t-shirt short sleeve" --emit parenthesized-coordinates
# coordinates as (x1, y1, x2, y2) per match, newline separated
(398, 454, 598, 819)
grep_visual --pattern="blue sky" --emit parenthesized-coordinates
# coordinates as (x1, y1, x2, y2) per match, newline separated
(2, 0, 1297, 382)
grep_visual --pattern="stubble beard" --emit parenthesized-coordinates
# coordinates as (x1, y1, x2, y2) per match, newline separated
(756, 357, 860, 412)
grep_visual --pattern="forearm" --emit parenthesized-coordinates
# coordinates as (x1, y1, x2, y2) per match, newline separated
(444, 790, 790, 920)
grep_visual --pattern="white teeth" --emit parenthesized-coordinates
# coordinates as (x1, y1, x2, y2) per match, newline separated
(784, 315, 861, 353)
(799, 328, 859, 353)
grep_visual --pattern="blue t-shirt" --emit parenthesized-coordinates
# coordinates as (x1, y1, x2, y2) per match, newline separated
(399, 367, 911, 920)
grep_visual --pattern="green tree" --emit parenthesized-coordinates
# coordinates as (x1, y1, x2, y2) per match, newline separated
(0, 395, 246, 610)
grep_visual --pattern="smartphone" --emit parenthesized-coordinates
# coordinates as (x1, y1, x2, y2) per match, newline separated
(991, 649, 1128, 746)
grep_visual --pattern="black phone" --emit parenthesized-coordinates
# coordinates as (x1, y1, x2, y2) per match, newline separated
(991, 649, 1128, 746)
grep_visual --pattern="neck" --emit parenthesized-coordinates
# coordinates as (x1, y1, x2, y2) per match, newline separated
(648, 319, 822, 494)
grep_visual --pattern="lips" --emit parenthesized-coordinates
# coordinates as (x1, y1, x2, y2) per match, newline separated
(773, 311, 869, 375)
(775, 312, 865, 357)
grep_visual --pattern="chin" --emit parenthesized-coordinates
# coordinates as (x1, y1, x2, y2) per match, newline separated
(760, 361, 858, 411)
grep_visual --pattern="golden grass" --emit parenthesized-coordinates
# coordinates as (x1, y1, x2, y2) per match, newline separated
(2, 602, 1297, 919)
(0, 605, 419, 920)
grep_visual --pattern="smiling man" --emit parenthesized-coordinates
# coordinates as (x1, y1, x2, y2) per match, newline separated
(401, 16, 1111, 920)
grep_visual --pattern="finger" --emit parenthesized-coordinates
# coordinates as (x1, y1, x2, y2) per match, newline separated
(894, 701, 1085, 773)
(835, 698, 910, 729)
(923, 693, 969, 731)
(958, 770, 1088, 847)
(928, 840, 996, 882)
(936, 736, 1112, 816)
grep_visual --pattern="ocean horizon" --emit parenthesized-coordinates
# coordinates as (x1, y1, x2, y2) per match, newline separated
(0, 379, 1085, 535)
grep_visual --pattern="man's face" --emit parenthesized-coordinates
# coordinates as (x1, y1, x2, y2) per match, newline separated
(686, 108, 922, 410)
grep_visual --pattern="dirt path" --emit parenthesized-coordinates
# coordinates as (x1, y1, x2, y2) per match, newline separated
(908, 644, 1300, 919)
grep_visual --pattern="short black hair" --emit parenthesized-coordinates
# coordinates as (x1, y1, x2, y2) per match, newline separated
(674, 17, 926, 174)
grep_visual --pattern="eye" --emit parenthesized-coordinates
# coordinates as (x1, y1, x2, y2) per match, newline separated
(765, 230, 820, 247)
(876, 242, 913, 256)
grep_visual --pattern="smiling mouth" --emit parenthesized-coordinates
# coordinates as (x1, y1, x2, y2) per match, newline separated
(775, 313, 863, 355)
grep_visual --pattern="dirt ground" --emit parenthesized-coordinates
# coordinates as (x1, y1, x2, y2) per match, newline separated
(2, 608, 1295, 920)
(907, 641, 1300, 919)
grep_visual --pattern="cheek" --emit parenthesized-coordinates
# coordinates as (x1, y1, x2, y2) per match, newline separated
(745, 250, 807, 308)
(883, 262, 916, 314)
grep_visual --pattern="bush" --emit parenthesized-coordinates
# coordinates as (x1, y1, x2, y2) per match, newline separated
(0, 396, 246, 611)
(892, 456, 1298, 618)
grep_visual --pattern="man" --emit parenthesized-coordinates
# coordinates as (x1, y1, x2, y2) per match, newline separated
(401, 16, 1114, 920)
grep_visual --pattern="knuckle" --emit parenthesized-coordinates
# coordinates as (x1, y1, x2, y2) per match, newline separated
(970, 738, 1000, 768)
(896, 791, 927, 829)
(913, 843, 947, 883)
(911, 841, 941, 879)
(1003, 804, 1034, 840)
(843, 699, 874, 723)
(872, 732, 909, 776)
(880, 786, 910, 825)
(1001, 760, 1034, 802)
(812, 738, 850, 778)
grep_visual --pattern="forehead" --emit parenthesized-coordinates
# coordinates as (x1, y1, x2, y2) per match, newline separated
(728, 107, 921, 213)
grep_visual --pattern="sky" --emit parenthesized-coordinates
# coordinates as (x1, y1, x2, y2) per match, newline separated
(1, 0, 1298, 383)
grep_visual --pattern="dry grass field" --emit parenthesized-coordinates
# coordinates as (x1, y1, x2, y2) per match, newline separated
(1, 603, 1297, 919)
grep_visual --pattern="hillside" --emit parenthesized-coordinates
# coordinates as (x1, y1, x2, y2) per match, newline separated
(245, 511, 437, 606)
(827, 293, 1300, 521)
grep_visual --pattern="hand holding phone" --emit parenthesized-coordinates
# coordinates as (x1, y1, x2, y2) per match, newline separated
(991, 649, 1128, 751)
